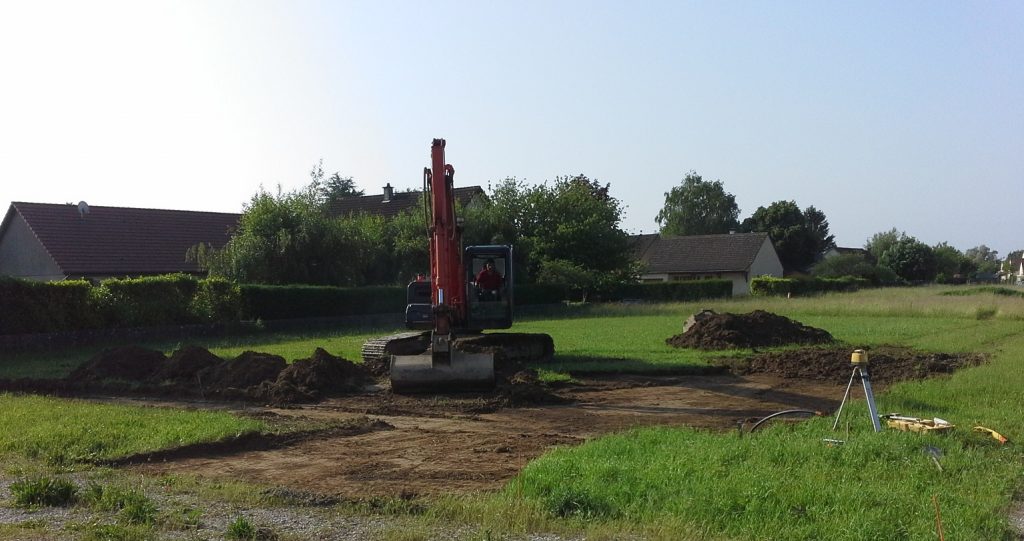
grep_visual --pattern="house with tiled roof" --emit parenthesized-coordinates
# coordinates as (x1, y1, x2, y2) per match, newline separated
(632, 232, 783, 295)
(327, 183, 485, 219)
(0, 201, 240, 282)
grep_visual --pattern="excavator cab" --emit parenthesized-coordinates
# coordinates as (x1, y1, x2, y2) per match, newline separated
(464, 245, 513, 331)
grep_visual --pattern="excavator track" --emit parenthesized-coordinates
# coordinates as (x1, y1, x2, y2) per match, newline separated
(361, 331, 431, 376)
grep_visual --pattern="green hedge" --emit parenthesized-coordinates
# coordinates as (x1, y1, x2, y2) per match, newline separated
(609, 280, 733, 301)
(1, 274, 734, 335)
(0, 277, 98, 334)
(750, 276, 869, 297)
(239, 284, 407, 320)
(95, 274, 201, 327)
(0, 275, 241, 334)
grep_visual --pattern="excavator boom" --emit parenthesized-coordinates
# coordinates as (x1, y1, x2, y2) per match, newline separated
(388, 139, 497, 392)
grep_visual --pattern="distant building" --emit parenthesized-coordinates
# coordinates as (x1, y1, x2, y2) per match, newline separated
(1, 185, 489, 283)
(0, 202, 239, 282)
(632, 232, 784, 296)
(327, 184, 485, 218)
(820, 246, 873, 263)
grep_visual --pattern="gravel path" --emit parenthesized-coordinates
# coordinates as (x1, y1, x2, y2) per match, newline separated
(0, 477, 581, 541)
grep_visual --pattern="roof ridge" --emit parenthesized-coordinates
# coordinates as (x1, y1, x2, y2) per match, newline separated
(13, 201, 241, 216)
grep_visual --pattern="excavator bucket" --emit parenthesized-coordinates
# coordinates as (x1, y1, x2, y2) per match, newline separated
(390, 349, 495, 393)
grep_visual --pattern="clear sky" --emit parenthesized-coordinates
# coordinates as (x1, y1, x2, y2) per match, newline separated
(1, 1, 1021, 256)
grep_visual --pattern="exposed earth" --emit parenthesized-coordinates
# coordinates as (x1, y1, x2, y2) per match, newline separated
(2, 311, 987, 503)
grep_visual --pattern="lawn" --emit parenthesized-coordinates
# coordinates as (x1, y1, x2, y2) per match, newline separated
(1, 285, 1023, 539)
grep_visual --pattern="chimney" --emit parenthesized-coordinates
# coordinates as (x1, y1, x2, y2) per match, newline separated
(382, 183, 393, 203)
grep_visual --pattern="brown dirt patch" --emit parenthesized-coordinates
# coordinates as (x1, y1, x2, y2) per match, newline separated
(126, 344, 987, 501)
(667, 310, 833, 350)
(724, 345, 986, 385)
(26, 336, 989, 503)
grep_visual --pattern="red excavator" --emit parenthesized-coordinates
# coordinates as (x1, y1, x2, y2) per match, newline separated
(362, 138, 553, 393)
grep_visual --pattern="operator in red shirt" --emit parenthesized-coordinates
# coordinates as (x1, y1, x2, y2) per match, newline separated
(475, 258, 504, 301)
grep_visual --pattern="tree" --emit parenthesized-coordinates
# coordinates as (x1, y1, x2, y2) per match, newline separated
(740, 201, 835, 272)
(878, 235, 937, 282)
(932, 242, 975, 283)
(309, 159, 364, 201)
(191, 181, 383, 286)
(324, 173, 364, 199)
(469, 175, 637, 294)
(965, 245, 1001, 274)
(655, 172, 740, 236)
(865, 228, 901, 261)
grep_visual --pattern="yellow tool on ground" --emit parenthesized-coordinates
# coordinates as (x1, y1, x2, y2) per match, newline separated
(973, 426, 1009, 444)
(882, 414, 955, 434)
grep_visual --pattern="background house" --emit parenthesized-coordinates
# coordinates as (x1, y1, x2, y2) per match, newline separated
(0, 202, 240, 282)
(632, 232, 784, 295)
(1, 185, 487, 283)
(328, 184, 485, 218)
(821, 246, 873, 262)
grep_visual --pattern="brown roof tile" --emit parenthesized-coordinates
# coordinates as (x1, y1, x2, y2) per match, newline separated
(636, 233, 771, 273)
(327, 186, 485, 219)
(7, 202, 240, 276)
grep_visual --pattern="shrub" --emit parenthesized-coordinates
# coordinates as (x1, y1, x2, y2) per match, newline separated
(0, 277, 98, 334)
(9, 476, 78, 507)
(96, 274, 200, 327)
(81, 483, 157, 525)
(608, 280, 732, 301)
(240, 284, 406, 320)
(225, 515, 277, 540)
(190, 277, 242, 322)
(225, 516, 257, 540)
(515, 283, 571, 305)
(750, 276, 868, 296)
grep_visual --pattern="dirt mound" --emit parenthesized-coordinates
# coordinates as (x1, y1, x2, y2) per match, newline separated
(200, 351, 287, 391)
(667, 310, 833, 350)
(265, 348, 373, 403)
(152, 345, 222, 383)
(499, 369, 568, 406)
(70, 346, 167, 382)
(726, 346, 986, 385)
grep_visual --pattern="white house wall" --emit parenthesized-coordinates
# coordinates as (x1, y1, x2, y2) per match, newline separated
(749, 238, 785, 279)
(0, 213, 64, 281)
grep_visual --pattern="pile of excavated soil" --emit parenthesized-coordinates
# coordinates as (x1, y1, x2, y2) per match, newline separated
(667, 310, 833, 350)
(67, 345, 371, 404)
(266, 348, 374, 403)
(70, 345, 167, 382)
(724, 346, 986, 385)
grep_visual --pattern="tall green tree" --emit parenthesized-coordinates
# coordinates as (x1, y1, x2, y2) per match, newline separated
(879, 235, 937, 282)
(932, 242, 976, 282)
(470, 175, 636, 293)
(965, 245, 1001, 274)
(191, 183, 382, 286)
(865, 228, 901, 261)
(309, 159, 364, 201)
(655, 172, 740, 236)
(740, 201, 835, 272)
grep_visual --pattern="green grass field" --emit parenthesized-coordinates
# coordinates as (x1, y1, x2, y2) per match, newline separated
(1, 285, 1023, 539)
